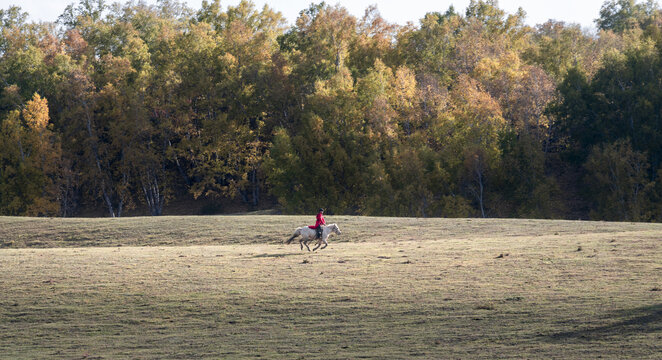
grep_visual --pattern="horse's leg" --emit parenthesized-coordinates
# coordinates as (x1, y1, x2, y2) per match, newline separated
(315, 229, 330, 251)
(312, 239, 322, 251)
(299, 238, 310, 251)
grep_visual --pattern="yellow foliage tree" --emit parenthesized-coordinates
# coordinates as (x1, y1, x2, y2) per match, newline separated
(0, 93, 61, 216)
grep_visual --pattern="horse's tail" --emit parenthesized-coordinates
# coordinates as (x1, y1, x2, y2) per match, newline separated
(285, 234, 297, 244)
(285, 228, 300, 244)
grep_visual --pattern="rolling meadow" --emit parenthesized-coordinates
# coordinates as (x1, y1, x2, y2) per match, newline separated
(1, 215, 660, 358)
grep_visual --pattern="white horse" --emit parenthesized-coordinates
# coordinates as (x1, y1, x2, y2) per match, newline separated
(285, 224, 342, 251)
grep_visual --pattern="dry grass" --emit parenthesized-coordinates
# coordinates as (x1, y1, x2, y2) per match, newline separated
(0, 215, 661, 359)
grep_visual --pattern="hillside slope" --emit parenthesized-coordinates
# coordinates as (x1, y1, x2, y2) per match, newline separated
(1, 216, 660, 358)
(1, 215, 660, 248)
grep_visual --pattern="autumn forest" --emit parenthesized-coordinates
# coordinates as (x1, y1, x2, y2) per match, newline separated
(1, 0, 662, 221)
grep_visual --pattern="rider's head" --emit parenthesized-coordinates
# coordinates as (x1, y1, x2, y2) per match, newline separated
(318, 208, 324, 213)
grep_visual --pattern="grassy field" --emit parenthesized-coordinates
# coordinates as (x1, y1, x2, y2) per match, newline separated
(0, 215, 660, 359)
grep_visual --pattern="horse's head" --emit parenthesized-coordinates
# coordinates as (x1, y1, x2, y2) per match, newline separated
(331, 224, 341, 235)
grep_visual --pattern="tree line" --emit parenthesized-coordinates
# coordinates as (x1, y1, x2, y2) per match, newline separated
(1, 0, 662, 221)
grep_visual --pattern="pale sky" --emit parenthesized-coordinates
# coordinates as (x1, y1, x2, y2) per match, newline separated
(1, 0, 608, 29)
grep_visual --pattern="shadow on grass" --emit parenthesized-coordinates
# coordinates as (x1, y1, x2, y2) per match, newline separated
(546, 303, 662, 341)
(252, 253, 304, 258)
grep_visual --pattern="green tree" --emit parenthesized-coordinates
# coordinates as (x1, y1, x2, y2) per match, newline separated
(596, 0, 658, 33)
(450, 75, 505, 217)
(584, 139, 654, 220)
(524, 21, 598, 81)
(186, 1, 285, 207)
(493, 131, 562, 218)
(278, 3, 357, 101)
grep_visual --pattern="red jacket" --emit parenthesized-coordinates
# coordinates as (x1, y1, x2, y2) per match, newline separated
(309, 212, 326, 229)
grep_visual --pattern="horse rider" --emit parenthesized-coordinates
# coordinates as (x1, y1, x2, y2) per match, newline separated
(313, 208, 326, 239)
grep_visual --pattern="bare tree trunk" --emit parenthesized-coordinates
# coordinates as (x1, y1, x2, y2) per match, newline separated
(141, 169, 165, 216)
(17, 138, 25, 162)
(143, 182, 153, 215)
(251, 168, 259, 207)
(476, 159, 486, 218)
(421, 194, 428, 218)
(467, 156, 487, 218)
(169, 140, 191, 186)
(239, 189, 249, 204)
(101, 181, 115, 218)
